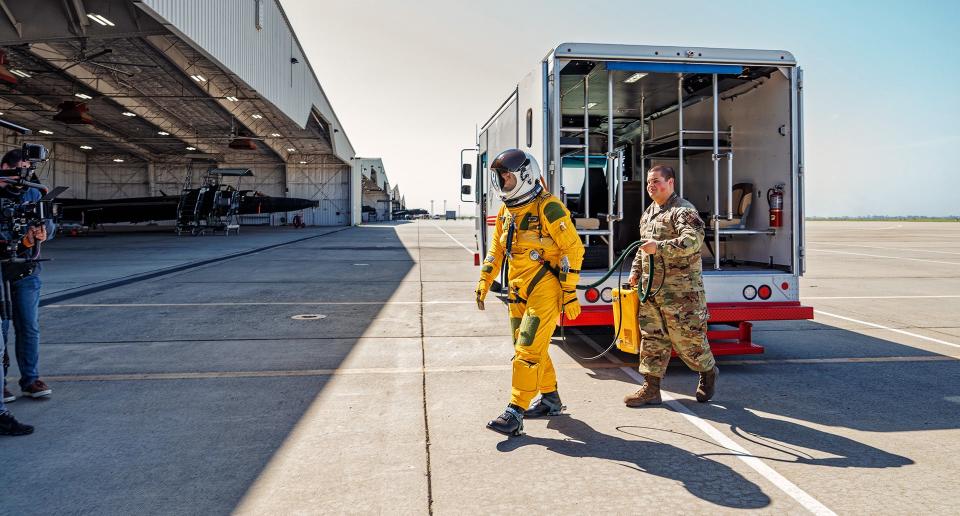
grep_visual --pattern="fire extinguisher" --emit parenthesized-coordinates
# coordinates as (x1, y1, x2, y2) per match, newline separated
(767, 184, 784, 228)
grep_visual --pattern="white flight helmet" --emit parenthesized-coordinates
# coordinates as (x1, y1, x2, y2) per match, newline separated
(490, 149, 542, 207)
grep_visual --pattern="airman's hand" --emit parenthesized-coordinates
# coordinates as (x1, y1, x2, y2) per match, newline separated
(475, 280, 489, 310)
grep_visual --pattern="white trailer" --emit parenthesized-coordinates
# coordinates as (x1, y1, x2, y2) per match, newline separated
(460, 43, 812, 355)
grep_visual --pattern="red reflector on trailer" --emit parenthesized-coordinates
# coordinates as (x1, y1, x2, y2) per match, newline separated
(758, 285, 772, 300)
(781, 281, 789, 290)
(584, 288, 600, 303)
(474, 253, 480, 266)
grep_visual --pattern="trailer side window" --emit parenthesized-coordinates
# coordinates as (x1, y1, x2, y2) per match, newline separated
(525, 109, 533, 148)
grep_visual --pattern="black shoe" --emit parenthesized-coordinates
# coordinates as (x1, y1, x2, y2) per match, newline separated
(486, 404, 524, 436)
(524, 391, 565, 418)
(0, 411, 34, 436)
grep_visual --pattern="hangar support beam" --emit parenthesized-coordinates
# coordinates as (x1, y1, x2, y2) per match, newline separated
(29, 42, 224, 157)
(144, 35, 293, 163)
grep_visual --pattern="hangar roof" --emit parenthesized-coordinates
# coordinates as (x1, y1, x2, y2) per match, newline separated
(0, 0, 355, 166)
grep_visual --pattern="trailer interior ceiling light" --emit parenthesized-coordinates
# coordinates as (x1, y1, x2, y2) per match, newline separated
(0, 51, 18, 85)
(624, 72, 647, 83)
(86, 14, 115, 27)
(53, 101, 94, 125)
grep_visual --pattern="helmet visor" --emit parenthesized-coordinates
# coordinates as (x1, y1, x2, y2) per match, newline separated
(490, 149, 528, 174)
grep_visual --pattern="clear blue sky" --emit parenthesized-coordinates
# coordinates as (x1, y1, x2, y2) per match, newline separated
(283, 0, 959, 216)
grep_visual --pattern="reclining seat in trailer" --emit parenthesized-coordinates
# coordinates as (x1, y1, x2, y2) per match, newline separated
(704, 182, 754, 259)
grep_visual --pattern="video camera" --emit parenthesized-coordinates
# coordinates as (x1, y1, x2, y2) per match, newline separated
(0, 118, 68, 319)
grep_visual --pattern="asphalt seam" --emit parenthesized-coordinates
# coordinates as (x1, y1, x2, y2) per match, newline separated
(31, 355, 959, 383)
(418, 222, 435, 514)
(39, 227, 350, 306)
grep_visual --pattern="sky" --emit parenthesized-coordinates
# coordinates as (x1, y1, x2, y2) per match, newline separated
(282, 0, 960, 217)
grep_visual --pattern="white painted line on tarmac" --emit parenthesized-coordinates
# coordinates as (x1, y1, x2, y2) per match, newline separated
(44, 301, 476, 308)
(807, 242, 960, 256)
(430, 223, 475, 255)
(945, 396, 960, 404)
(804, 295, 960, 300)
(806, 248, 959, 266)
(814, 310, 960, 349)
(572, 329, 836, 516)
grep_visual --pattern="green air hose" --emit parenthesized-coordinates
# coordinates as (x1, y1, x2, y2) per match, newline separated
(575, 240, 656, 302)
(561, 240, 662, 361)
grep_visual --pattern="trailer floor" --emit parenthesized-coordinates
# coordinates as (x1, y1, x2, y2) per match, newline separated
(1, 221, 958, 514)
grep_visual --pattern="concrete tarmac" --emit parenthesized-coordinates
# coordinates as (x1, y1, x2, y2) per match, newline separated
(1, 221, 958, 514)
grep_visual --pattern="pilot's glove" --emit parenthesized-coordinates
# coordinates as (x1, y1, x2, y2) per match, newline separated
(475, 280, 489, 310)
(562, 290, 581, 320)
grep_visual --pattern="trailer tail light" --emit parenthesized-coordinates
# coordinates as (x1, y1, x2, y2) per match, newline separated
(584, 288, 600, 303)
(474, 253, 480, 266)
(742, 285, 757, 300)
(600, 287, 612, 303)
(758, 285, 772, 300)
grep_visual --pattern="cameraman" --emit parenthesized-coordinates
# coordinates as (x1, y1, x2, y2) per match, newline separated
(0, 148, 55, 403)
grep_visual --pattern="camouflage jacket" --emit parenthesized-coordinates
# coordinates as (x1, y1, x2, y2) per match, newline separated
(630, 193, 705, 293)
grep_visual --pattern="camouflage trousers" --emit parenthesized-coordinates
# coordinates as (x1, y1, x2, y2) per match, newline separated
(637, 290, 716, 378)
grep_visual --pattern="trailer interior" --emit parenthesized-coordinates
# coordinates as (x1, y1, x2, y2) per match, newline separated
(554, 60, 800, 276)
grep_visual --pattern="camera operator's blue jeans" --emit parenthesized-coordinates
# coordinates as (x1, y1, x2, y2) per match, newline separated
(2, 274, 42, 389)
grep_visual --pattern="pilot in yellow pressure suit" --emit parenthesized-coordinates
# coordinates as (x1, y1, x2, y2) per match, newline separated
(475, 148, 585, 436)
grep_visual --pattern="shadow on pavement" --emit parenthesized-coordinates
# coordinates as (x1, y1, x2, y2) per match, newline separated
(496, 416, 771, 509)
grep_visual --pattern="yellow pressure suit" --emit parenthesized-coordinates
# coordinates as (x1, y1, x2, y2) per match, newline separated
(477, 191, 585, 409)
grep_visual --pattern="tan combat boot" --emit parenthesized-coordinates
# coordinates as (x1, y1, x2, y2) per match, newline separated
(696, 366, 718, 403)
(624, 375, 662, 407)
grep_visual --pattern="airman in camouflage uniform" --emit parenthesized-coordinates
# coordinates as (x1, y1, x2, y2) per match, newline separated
(624, 165, 718, 406)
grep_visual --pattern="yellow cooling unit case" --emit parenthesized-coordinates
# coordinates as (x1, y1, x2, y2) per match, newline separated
(612, 288, 641, 354)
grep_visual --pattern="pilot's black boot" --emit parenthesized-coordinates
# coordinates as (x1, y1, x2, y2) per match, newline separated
(524, 391, 564, 418)
(486, 404, 524, 436)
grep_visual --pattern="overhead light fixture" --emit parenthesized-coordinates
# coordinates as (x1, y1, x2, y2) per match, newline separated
(80, 145, 93, 150)
(10, 69, 30, 78)
(0, 50, 17, 85)
(270, 133, 281, 137)
(585, 102, 597, 109)
(624, 72, 648, 83)
(157, 131, 169, 136)
(298, 161, 307, 164)
(186, 146, 197, 150)
(286, 147, 296, 152)
(53, 101, 94, 125)
(122, 111, 136, 117)
(113, 158, 124, 163)
(225, 96, 239, 102)
(75, 92, 93, 100)
(251, 114, 263, 119)
(190, 74, 206, 82)
(39, 129, 54, 135)
(229, 138, 257, 150)
(86, 13, 115, 27)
